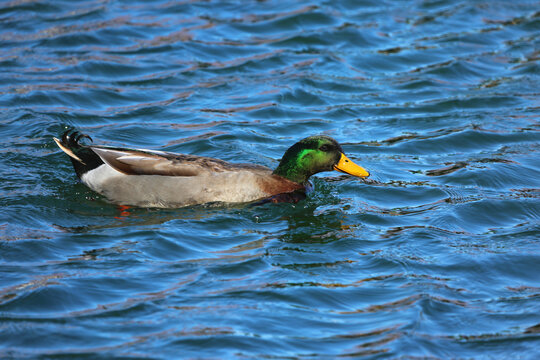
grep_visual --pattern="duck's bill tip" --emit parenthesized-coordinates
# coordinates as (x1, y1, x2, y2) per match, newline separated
(333, 153, 370, 178)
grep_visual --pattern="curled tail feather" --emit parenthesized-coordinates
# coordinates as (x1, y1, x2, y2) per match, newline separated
(55, 130, 104, 179)
(54, 130, 93, 165)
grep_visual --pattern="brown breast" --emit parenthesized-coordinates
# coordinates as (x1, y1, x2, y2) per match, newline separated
(257, 174, 305, 196)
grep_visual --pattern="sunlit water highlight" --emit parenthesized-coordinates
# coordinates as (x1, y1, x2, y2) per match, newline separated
(1, 0, 539, 358)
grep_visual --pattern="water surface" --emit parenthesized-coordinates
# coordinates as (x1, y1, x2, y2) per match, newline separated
(1, 0, 539, 358)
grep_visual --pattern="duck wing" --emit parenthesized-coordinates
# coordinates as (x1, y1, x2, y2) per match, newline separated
(90, 146, 268, 176)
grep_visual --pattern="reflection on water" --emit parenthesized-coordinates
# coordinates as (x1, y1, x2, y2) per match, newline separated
(1, 0, 539, 358)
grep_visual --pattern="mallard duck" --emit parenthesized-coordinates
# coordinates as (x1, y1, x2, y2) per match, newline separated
(54, 130, 369, 208)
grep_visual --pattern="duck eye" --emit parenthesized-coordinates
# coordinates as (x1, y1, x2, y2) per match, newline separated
(319, 144, 332, 152)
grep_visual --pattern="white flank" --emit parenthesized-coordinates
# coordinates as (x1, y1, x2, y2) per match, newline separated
(81, 163, 270, 208)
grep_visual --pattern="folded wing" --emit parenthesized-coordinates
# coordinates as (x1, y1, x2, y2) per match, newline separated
(90, 147, 231, 176)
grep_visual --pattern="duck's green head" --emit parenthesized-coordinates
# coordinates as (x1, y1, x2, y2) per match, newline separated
(273, 135, 369, 183)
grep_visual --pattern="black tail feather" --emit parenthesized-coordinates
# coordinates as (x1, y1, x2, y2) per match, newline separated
(60, 129, 93, 148)
(56, 129, 103, 179)
(75, 132, 93, 146)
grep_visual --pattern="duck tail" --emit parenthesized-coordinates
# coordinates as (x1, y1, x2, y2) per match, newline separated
(54, 130, 103, 179)
(53, 130, 93, 164)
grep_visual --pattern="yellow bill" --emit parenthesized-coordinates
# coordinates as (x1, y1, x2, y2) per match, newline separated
(333, 153, 370, 178)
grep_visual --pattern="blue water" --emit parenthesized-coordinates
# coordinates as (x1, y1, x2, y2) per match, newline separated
(1, 0, 539, 358)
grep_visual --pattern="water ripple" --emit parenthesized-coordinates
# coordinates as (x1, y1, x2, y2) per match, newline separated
(1, 0, 539, 358)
